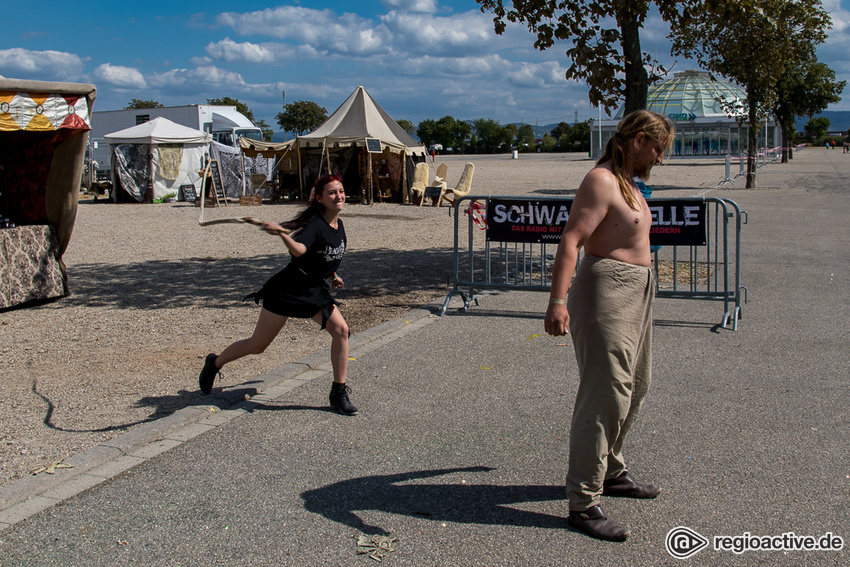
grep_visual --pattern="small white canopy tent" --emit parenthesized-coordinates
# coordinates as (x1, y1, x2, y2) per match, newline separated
(104, 117, 211, 202)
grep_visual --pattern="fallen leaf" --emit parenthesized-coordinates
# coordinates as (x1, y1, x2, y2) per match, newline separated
(31, 461, 74, 475)
(355, 534, 399, 562)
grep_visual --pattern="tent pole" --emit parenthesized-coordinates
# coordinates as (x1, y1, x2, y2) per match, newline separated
(297, 140, 304, 201)
(240, 150, 246, 196)
(147, 147, 155, 203)
(325, 142, 331, 175)
(401, 148, 408, 204)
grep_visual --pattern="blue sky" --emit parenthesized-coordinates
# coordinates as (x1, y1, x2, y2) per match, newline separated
(3, 0, 850, 129)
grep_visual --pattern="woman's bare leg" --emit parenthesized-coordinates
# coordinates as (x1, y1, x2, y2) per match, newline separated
(315, 307, 349, 383)
(215, 308, 288, 368)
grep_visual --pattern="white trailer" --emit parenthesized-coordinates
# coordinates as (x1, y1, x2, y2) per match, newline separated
(89, 105, 263, 171)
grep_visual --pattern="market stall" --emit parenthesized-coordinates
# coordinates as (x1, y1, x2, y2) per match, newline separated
(0, 78, 96, 309)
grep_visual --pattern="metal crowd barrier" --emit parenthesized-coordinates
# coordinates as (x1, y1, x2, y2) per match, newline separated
(440, 195, 747, 330)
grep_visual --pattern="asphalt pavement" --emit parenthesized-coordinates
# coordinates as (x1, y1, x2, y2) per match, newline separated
(1, 149, 848, 566)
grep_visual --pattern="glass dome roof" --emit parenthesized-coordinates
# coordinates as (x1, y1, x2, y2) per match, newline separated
(616, 70, 746, 119)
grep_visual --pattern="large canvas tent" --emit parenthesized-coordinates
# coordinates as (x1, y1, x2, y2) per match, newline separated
(241, 86, 427, 203)
(104, 117, 211, 203)
(0, 78, 96, 309)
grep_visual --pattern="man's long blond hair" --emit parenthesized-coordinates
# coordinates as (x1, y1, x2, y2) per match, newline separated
(598, 110, 675, 210)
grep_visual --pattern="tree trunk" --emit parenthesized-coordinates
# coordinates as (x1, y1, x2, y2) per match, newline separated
(617, 5, 648, 114)
(780, 120, 789, 163)
(746, 104, 757, 188)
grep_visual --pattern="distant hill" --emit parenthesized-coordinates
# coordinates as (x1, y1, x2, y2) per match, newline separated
(795, 111, 850, 133)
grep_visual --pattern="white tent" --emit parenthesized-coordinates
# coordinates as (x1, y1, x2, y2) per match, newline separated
(104, 117, 211, 202)
(298, 86, 426, 154)
(243, 86, 427, 203)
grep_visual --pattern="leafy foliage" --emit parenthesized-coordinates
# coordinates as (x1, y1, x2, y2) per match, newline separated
(416, 116, 471, 150)
(668, 0, 832, 186)
(773, 46, 844, 158)
(477, 0, 673, 114)
(206, 97, 256, 123)
(396, 119, 417, 137)
(275, 100, 328, 135)
(124, 99, 163, 109)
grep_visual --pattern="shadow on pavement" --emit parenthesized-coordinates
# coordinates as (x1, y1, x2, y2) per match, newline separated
(301, 466, 566, 535)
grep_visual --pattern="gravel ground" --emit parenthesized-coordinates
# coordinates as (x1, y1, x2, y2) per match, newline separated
(0, 153, 727, 487)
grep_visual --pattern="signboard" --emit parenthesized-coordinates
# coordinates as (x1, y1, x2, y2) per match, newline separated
(486, 198, 572, 244)
(180, 184, 197, 203)
(485, 197, 707, 246)
(365, 138, 382, 153)
(208, 159, 226, 205)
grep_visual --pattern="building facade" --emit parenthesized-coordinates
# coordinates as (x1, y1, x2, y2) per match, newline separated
(589, 70, 780, 159)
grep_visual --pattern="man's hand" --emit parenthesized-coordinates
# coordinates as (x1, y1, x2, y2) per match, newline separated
(544, 303, 570, 336)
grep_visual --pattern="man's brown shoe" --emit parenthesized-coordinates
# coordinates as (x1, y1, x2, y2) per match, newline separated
(567, 506, 630, 542)
(603, 471, 661, 499)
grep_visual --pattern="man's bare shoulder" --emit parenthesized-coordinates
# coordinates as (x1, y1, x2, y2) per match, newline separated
(576, 163, 619, 203)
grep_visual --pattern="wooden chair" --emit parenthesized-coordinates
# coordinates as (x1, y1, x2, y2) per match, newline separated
(441, 162, 475, 206)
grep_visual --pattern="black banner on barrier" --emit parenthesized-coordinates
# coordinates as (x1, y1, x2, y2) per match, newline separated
(485, 198, 707, 246)
(648, 200, 706, 246)
(486, 199, 572, 244)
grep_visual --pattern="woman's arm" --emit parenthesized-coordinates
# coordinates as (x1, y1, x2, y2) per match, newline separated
(262, 222, 307, 257)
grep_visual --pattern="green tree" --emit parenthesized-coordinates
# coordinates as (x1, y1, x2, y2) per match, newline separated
(416, 116, 469, 151)
(471, 117, 510, 153)
(517, 124, 535, 152)
(550, 122, 571, 140)
(396, 119, 417, 138)
(773, 47, 844, 161)
(477, 0, 680, 115)
(806, 116, 831, 139)
(540, 133, 558, 152)
(669, 0, 831, 187)
(124, 99, 163, 109)
(564, 120, 591, 152)
(254, 118, 275, 141)
(276, 100, 328, 135)
(416, 119, 439, 148)
(206, 97, 256, 123)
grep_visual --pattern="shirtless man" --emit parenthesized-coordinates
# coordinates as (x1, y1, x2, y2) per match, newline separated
(545, 110, 675, 542)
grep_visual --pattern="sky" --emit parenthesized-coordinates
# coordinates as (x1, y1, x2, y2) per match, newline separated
(2, 0, 850, 131)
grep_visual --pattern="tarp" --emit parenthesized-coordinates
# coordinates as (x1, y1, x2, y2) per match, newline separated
(210, 140, 273, 199)
(0, 78, 96, 306)
(104, 117, 211, 202)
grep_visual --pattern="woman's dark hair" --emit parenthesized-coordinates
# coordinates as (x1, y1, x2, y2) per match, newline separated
(281, 174, 343, 232)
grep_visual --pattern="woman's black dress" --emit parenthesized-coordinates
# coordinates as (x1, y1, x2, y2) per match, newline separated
(246, 215, 345, 328)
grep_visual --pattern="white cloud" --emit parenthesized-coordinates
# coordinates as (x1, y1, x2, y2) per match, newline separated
(380, 10, 497, 56)
(93, 63, 147, 88)
(205, 38, 280, 63)
(381, 0, 438, 14)
(150, 65, 247, 88)
(505, 61, 566, 88)
(0, 48, 87, 80)
(216, 6, 390, 57)
(822, 0, 850, 32)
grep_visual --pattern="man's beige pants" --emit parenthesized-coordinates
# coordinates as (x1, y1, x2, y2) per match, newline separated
(566, 255, 654, 511)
